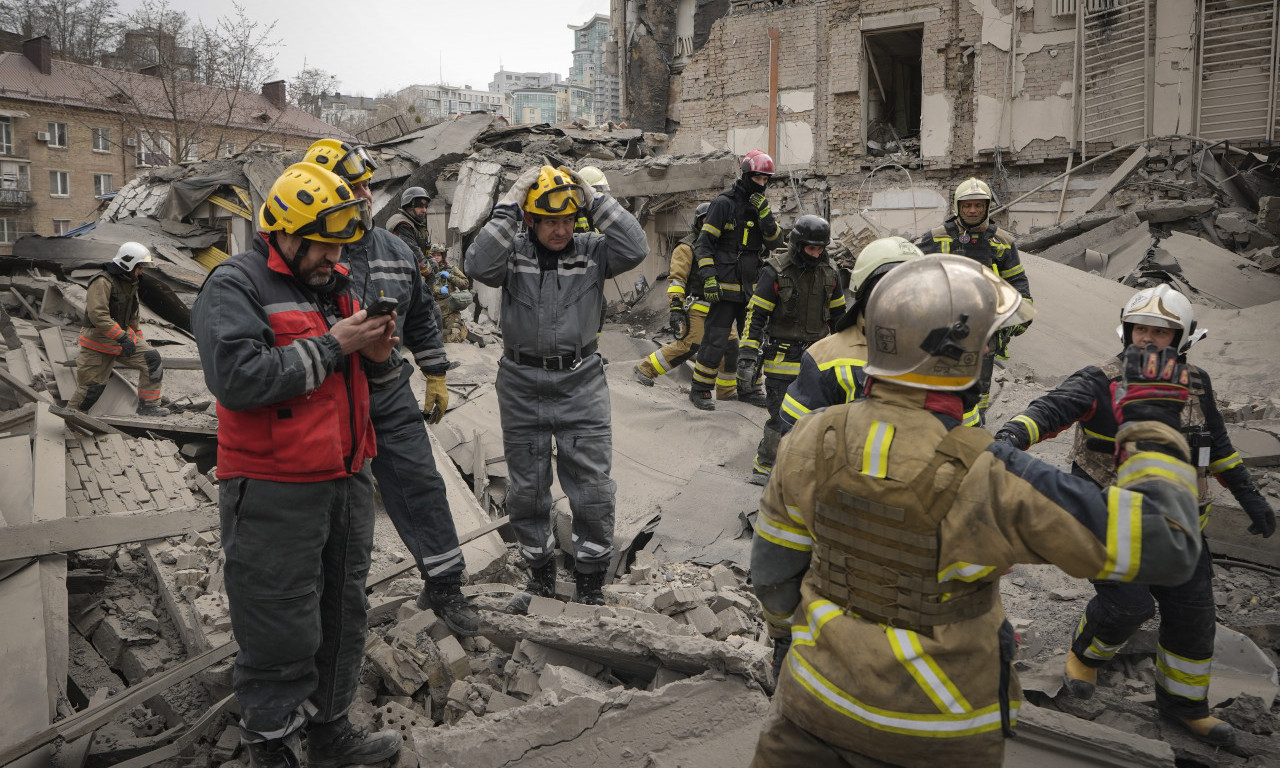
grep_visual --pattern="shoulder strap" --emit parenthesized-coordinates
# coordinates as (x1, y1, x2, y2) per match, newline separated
(908, 425, 992, 525)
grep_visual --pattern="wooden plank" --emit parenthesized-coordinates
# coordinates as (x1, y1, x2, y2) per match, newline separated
(108, 694, 234, 768)
(0, 505, 216, 561)
(38, 326, 78, 402)
(33, 404, 69, 720)
(1074, 145, 1149, 215)
(8, 286, 40, 321)
(0, 640, 239, 767)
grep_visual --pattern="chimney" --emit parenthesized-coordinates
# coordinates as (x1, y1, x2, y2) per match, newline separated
(262, 80, 287, 108)
(22, 36, 52, 76)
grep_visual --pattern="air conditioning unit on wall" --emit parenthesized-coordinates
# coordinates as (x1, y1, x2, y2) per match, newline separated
(125, 137, 138, 147)
(35, 131, 50, 142)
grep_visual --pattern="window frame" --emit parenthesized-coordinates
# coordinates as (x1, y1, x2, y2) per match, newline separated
(0, 118, 12, 155)
(47, 121, 68, 148)
(52, 218, 72, 236)
(0, 217, 16, 244)
(91, 127, 111, 153)
(49, 169, 70, 197)
(94, 173, 114, 197)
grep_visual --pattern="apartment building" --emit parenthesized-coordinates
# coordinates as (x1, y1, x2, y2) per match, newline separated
(570, 14, 621, 125)
(397, 83, 510, 123)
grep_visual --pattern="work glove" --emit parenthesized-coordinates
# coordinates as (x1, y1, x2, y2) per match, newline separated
(423, 374, 449, 424)
(702, 275, 720, 303)
(669, 306, 689, 340)
(771, 635, 792, 682)
(1111, 344, 1190, 432)
(993, 328, 1014, 360)
(736, 351, 758, 388)
(1009, 319, 1031, 336)
(560, 166, 600, 205)
(118, 334, 136, 357)
(1242, 494, 1277, 538)
(498, 167, 542, 208)
(993, 427, 1029, 451)
(748, 192, 771, 220)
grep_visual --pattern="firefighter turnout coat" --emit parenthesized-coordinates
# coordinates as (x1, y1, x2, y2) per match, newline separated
(751, 381, 1201, 768)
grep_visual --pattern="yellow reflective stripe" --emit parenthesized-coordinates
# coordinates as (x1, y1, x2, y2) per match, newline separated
(888, 370, 973, 389)
(763, 607, 794, 629)
(739, 339, 761, 351)
(1096, 487, 1142, 582)
(1200, 503, 1210, 531)
(647, 351, 670, 375)
(748, 295, 776, 311)
(1011, 414, 1040, 445)
(937, 562, 996, 583)
(1208, 452, 1242, 474)
(691, 299, 712, 312)
(1000, 262, 1024, 278)
(692, 362, 718, 385)
(817, 357, 867, 371)
(1155, 645, 1211, 700)
(781, 394, 811, 422)
(861, 421, 894, 478)
(763, 359, 802, 377)
(961, 406, 982, 427)
(755, 514, 813, 552)
(791, 626, 814, 644)
(804, 599, 846, 641)
(1082, 427, 1114, 443)
(701, 222, 721, 237)
(721, 282, 743, 293)
(784, 504, 805, 527)
(888, 627, 972, 715)
(936, 237, 952, 254)
(1072, 615, 1123, 661)
(668, 285, 686, 299)
(1116, 452, 1198, 498)
(829, 294, 847, 309)
(715, 374, 737, 387)
(788, 651, 1016, 737)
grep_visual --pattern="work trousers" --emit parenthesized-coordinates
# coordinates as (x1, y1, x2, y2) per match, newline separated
(690, 300, 747, 395)
(753, 375, 793, 477)
(750, 704, 901, 768)
(69, 343, 163, 408)
(220, 469, 375, 741)
(497, 353, 616, 574)
(1071, 533, 1216, 719)
(636, 307, 739, 399)
(369, 361, 464, 581)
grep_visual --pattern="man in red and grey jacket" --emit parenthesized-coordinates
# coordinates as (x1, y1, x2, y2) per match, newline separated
(191, 162, 402, 768)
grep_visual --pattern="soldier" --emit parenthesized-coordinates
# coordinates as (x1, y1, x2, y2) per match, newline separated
(750, 255, 1202, 768)
(68, 241, 168, 417)
(424, 244, 483, 346)
(633, 202, 739, 401)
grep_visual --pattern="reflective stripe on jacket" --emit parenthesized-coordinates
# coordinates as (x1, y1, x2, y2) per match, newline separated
(778, 324, 869, 436)
(192, 234, 376, 483)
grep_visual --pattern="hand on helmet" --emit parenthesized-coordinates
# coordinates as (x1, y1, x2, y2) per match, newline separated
(560, 166, 600, 204)
(499, 167, 543, 208)
(1112, 344, 1190, 431)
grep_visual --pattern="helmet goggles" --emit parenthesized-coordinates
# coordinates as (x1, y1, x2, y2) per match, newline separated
(289, 196, 371, 242)
(529, 181, 588, 215)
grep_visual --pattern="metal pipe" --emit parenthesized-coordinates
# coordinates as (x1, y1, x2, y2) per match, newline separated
(768, 28, 780, 160)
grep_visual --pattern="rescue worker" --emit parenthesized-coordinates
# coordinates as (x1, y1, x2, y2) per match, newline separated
(750, 254, 1204, 768)
(994, 284, 1277, 748)
(303, 139, 477, 637)
(68, 241, 168, 416)
(915, 178, 1032, 426)
(425, 244, 482, 346)
(689, 149, 782, 410)
(777, 236, 925, 437)
(387, 185, 433, 273)
(633, 202, 739, 400)
(465, 165, 648, 604)
(190, 162, 403, 768)
(574, 166, 609, 233)
(739, 214, 846, 484)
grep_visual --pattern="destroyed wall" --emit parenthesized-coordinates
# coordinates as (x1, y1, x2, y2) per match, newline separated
(619, 0, 730, 133)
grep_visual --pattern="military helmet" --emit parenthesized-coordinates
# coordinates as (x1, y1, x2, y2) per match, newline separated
(692, 202, 711, 231)
(863, 254, 1036, 390)
(1117, 283, 1206, 354)
(258, 162, 368, 244)
(401, 186, 431, 208)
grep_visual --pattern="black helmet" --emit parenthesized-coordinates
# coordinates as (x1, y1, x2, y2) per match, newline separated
(789, 215, 830, 257)
(692, 202, 711, 231)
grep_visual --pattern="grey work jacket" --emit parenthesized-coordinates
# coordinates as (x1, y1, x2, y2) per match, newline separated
(464, 194, 648, 358)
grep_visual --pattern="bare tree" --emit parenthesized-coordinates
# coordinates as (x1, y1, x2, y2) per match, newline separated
(0, 0, 120, 64)
(289, 65, 340, 118)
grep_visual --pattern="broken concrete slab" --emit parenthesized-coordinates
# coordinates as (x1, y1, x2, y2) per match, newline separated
(1207, 623, 1279, 709)
(1225, 424, 1280, 467)
(447, 160, 503, 238)
(1074, 146, 1151, 216)
(1156, 232, 1280, 309)
(602, 152, 740, 198)
(407, 674, 769, 768)
(1007, 702, 1176, 767)
(1031, 213, 1143, 270)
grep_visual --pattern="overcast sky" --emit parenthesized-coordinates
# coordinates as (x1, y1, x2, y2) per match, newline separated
(116, 0, 610, 96)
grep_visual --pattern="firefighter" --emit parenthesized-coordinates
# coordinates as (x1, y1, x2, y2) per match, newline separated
(465, 165, 648, 604)
(994, 284, 1276, 748)
(688, 149, 782, 410)
(633, 202, 739, 400)
(68, 241, 168, 417)
(739, 214, 845, 484)
(776, 236, 924, 438)
(750, 254, 1203, 768)
(916, 178, 1032, 426)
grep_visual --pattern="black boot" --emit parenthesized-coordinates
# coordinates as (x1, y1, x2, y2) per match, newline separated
(689, 388, 715, 411)
(306, 718, 402, 768)
(525, 561, 557, 597)
(245, 732, 302, 768)
(136, 401, 170, 417)
(416, 577, 479, 637)
(575, 569, 606, 605)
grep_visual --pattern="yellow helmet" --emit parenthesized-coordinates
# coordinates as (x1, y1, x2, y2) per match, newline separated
(258, 162, 368, 244)
(953, 178, 993, 222)
(578, 165, 609, 190)
(302, 138, 376, 185)
(524, 165, 588, 217)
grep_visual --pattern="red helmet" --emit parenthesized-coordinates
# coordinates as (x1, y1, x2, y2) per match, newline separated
(741, 149, 775, 176)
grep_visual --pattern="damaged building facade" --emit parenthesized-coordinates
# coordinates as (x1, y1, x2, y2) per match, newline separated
(615, 0, 1280, 232)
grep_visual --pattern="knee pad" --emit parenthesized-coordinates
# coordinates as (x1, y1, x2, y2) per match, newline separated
(722, 341, 739, 371)
(143, 349, 164, 380)
(79, 383, 107, 411)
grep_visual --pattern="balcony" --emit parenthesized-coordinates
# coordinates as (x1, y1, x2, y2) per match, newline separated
(0, 186, 33, 209)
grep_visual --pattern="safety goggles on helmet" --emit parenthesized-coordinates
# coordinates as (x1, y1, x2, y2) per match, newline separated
(304, 139, 377, 185)
(524, 166, 589, 216)
(259, 163, 370, 244)
(290, 197, 370, 242)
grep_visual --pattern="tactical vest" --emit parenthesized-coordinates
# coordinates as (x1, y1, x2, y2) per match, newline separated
(93, 271, 139, 330)
(764, 251, 837, 343)
(929, 222, 1015, 270)
(809, 416, 996, 637)
(1070, 358, 1210, 501)
(387, 212, 430, 251)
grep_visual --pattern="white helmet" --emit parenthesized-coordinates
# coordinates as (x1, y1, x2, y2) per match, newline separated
(1116, 284, 1207, 354)
(112, 241, 152, 271)
(864, 255, 1036, 390)
(834, 236, 925, 332)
